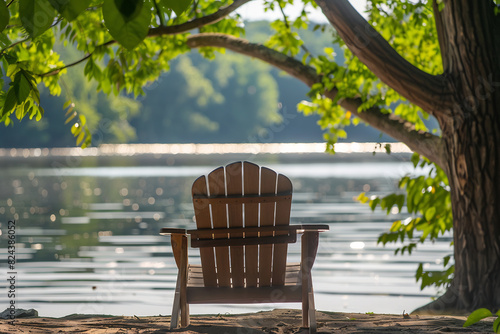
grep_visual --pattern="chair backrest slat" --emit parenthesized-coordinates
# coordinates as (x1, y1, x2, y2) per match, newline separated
(192, 162, 292, 289)
(192, 176, 217, 287)
(272, 174, 293, 286)
(259, 167, 277, 287)
(243, 162, 260, 287)
(207, 167, 231, 287)
(225, 162, 245, 288)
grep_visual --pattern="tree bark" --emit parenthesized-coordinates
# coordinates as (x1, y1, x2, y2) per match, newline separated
(414, 0, 500, 314)
(414, 99, 500, 314)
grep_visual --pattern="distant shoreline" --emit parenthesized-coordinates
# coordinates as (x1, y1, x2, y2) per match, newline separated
(0, 142, 412, 168)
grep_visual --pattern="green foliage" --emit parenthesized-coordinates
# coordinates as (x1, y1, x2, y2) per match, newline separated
(160, 0, 193, 17)
(361, 153, 454, 291)
(102, 0, 152, 50)
(19, 0, 57, 38)
(63, 101, 91, 148)
(0, 0, 198, 147)
(0, 61, 44, 123)
(48, 0, 92, 22)
(463, 308, 500, 333)
(0, 0, 9, 33)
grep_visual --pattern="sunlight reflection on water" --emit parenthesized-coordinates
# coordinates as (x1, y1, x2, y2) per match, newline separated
(0, 153, 451, 317)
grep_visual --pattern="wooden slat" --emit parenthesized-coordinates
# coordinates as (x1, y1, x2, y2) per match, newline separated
(192, 234, 296, 248)
(208, 167, 231, 287)
(193, 193, 291, 205)
(187, 264, 301, 288)
(225, 162, 244, 288)
(243, 162, 259, 287)
(192, 176, 217, 287)
(259, 167, 277, 287)
(161, 224, 329, 236)
(184, 224, 328, 237)
(272, 174, 293, 286)
(189, 225, 299, 238)
(186, 286, 302, 304)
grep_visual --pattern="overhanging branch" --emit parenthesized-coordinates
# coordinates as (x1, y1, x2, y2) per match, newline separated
(148, 0, 252, 37)
(39, 0, 251, 77)
(187, 33, 446, 168)
(314, 0, 453, 118)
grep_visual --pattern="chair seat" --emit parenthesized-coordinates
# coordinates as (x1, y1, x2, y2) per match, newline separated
(186, 263, 303, 304)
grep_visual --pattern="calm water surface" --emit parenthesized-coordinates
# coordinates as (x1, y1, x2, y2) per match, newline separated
(0, 154, 452, 317)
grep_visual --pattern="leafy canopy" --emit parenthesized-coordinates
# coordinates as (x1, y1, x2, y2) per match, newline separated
(0, 0, 193, 147)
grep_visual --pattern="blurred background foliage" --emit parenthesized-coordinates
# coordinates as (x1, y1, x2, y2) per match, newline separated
(0, 21, 391, 148)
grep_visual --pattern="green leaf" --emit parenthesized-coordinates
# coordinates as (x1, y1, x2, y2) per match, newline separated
(79, 114, 86, 126)
(0, 0, 9, 33)
(369, 197, 380, 211)
(19, 0, 57, 38)
(63, 100, 73, 109)
(2, 88, 16, 116)
(464, 309, 493, 327)
(493, 316, 500, 333)
(76, 129, 85, 145)
(159, 0, 192, 17)
(103, 0, 152, 50)
(411, 153, 420, 168)
(13, 71, 32, 103)
(65, 110, 77, 124)
(357, 192, 369, 204)
(47, 0, 92, 21)
(0, 32, 10, 48)
(424, 207, 436, 221)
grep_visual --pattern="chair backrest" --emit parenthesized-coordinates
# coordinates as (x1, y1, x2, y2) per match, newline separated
(191, 161, 293, 288)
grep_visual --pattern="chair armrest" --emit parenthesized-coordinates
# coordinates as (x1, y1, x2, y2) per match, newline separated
(160, 228, 188, 235)
(186, 224, 329, 238)
(293, 224, 329, 233)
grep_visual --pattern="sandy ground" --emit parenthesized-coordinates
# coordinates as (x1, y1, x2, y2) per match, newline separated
(0, 309, 495, 333)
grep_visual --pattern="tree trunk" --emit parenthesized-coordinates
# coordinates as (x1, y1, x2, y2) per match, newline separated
(412, 0, 500, 314)
(414, 97, 500, 314)
(414, 101, 500, 313)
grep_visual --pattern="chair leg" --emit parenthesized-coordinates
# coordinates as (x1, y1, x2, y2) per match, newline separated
(172, 233, 189, 328)
(180, 296, 190, 327)
(308, 279, 317, 334)
(302, 282, 309, 328)
(179, 235, 189, 327)
(170, 272, 181, 329)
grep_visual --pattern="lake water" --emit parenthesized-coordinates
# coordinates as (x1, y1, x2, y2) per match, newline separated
(0, 145, 452, 317)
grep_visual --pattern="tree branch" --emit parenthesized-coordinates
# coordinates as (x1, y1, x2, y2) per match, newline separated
(39, 0, 251, 77)
(187, 33, 446, 168)
(187, 33, 319, 86)
(148, 0, 252, 37)
(314, 0, 454, 118)
(39, 41, 115, 77)
(432, 0, 450, 72)
(340, 97, 446, 168)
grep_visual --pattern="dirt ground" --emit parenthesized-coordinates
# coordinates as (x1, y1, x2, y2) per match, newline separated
(0, 309, 495, 333)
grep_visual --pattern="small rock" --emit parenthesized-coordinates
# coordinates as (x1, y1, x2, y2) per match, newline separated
(0, 308, 38, 319)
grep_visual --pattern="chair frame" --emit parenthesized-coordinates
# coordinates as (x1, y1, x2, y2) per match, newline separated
(160, 162, 329, 333)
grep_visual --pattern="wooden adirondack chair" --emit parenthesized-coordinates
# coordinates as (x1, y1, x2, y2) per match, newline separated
(160, 161, 329, 333)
